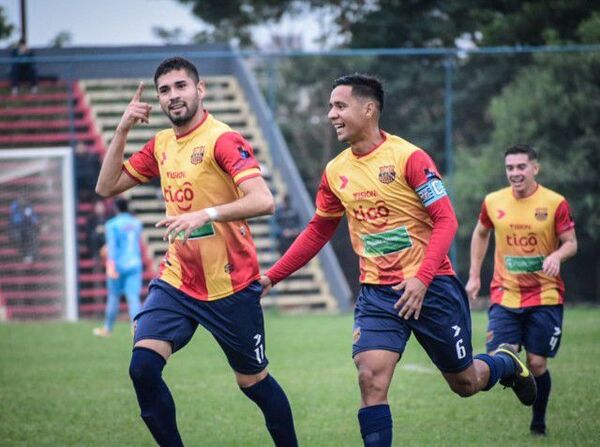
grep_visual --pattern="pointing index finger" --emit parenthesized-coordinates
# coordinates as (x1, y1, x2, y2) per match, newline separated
(132, 81, 144, 102)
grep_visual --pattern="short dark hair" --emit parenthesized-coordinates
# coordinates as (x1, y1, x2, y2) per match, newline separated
(333, 73, 384, 112)
(154, 57, 200, 86)
(115, 197, 129, 213)
(505, 143, 538, 161)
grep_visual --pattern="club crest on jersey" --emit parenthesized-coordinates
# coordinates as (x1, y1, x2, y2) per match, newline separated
(535, 207, 548, 221)
(378, 165, 396, 184)
(190, 146, 205, 165)
(224, 263, 234, 274)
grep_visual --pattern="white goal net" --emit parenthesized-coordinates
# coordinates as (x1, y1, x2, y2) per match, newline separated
(0, 148, 77, 321)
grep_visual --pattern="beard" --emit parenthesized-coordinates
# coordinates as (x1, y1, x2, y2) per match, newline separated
(166, 100, 199, 127)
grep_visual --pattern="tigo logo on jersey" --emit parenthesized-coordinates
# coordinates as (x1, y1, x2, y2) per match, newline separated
(378, 165, 396, 184)
(163, 182, 194, 211)
(190, 146, 205, 164)
(535, 208, 548, 221)
(506, 232, 539, 253)
(352, 200, 390, 228)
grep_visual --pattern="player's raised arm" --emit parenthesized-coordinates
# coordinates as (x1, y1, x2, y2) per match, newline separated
(465, 220, 492, 301)
(96, 82, 152, 197)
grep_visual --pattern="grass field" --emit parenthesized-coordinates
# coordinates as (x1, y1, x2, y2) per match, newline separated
(1, 308, 599, 446)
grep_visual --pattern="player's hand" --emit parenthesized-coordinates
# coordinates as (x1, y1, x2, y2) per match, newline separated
(117, 82, 152, 132)
(156, 210, 211, 244)
(465, 277, 481, 301)
(106, 260, 119, 279)
(259, 275, 273, 298)
(392, 277, 427, 320)
(542, 253, 561, 277)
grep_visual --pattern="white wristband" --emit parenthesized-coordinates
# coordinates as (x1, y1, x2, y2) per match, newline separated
(204, 207, 219, 221)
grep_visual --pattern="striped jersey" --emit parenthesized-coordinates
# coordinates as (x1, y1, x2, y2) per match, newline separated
(315, 132, 455, 285)
(479, 185, 575, 308)
(123, 112, 262, 301)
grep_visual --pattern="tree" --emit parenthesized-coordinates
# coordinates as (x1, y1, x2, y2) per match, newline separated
(48, 31, 73, 48)
(0, 6, 15, 42)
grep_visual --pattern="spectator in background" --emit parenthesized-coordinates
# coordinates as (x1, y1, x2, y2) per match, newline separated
(75, 142, 101, 203)
(85, 200, 107, 266)
(94, 197, 143, 337)
(274, 193, 301, 254)
(9, 196, 40, 263)
(9, 39, 38, 95)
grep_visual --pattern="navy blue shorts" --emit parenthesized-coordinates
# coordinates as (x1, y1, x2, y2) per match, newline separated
(486, 303, 563, 358)
(134, 279, 268, 374)
(353, 275, 473, 373)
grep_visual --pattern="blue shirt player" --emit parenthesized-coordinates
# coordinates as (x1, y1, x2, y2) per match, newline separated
(94, 197, 143, 337)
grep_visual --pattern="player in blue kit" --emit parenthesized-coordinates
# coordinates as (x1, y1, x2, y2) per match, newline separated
(94, 197, 143, 337)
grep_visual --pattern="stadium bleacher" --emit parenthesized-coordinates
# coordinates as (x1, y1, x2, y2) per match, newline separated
(0, 73, 337, 320)
(0, 78, 154, 320)
(82, 76, 336, 311)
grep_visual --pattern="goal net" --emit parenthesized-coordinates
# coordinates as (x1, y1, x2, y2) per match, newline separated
(0, 148, 77, 321)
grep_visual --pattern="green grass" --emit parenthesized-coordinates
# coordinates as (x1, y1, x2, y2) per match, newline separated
(1, 308, 599, 446)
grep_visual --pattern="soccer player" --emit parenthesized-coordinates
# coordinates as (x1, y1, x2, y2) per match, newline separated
(465, 144, 577, 437)
(260, 74, 536, 447)
(95, 57, 297, 447)
(93, 197, 143, 338)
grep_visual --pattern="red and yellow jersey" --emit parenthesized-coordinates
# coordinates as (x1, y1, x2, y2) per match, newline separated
(315, 132, 455, 285)
(123, 112, 262, 301)
(479, 185, 575, 308)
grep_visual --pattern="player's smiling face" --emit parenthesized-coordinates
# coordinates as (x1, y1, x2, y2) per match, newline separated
(156, 69, 205, 127)
(505, 153, 539, 197)
(327, 85, 370, 144)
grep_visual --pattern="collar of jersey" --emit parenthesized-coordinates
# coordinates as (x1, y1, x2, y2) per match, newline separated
(175, 110, 209, 140)
(512, 183, 540, 200)
(351, 130, 387, 159)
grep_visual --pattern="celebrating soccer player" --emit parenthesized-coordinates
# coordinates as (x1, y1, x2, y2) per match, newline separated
(260, 74, 538, 447)
(465, 144, 577, 437)
(96, 57, 297, 446)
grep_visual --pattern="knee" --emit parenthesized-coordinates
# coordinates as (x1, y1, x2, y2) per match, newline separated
(357, 366, 386, 397)
(129, 348, 164, 385)
(527, 357, 547, 377)
(448, 376, 478, 398)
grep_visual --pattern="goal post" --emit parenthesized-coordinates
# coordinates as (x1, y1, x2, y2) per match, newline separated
(0, 148, 78, 321)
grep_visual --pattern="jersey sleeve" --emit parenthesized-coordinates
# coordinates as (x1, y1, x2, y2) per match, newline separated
(266, 214, 341, 285)
(123, 138, 159, 183)
(315, 171, 345, 218)
(214, 132, 261, 186)
(555, 199, 575, 234)
(478, 200, 494, 228)
(405, 150, 458, 286)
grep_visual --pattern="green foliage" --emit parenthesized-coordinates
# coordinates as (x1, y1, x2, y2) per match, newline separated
(1, 310, 599, 445)
(177, 0, 600, 298)
(0, 6, 15, 41)
(489, 52, 600, 237)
